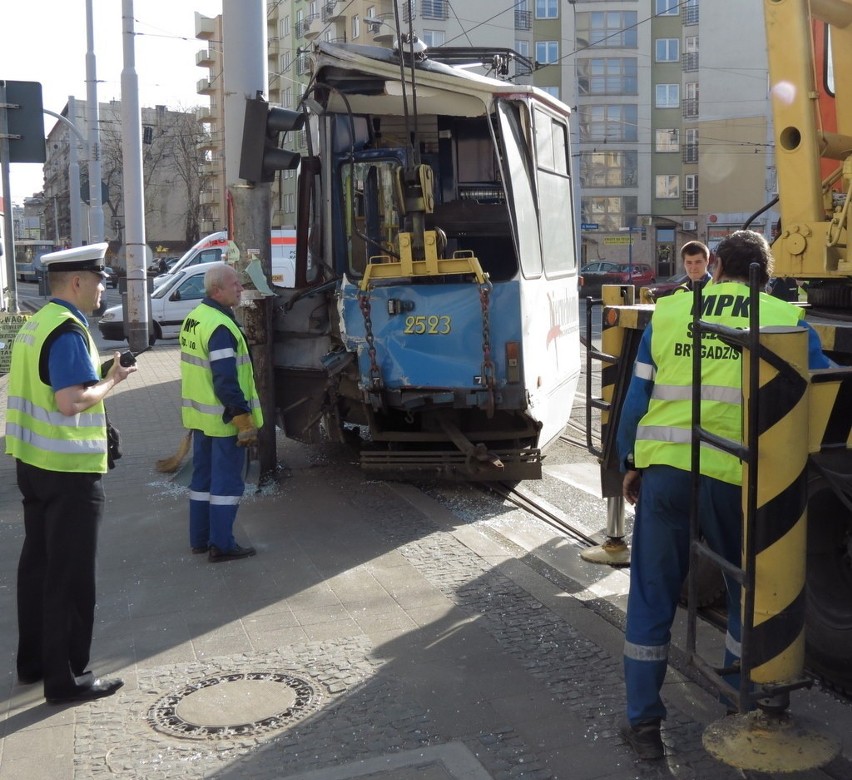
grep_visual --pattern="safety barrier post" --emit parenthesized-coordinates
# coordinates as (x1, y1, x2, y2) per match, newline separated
(697, 272, 839, 772)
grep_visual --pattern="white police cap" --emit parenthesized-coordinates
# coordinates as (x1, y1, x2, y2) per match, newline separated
(41, 242, 110, 277)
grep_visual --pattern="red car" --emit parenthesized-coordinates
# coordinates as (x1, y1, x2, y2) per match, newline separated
(579, 261, 656, 295)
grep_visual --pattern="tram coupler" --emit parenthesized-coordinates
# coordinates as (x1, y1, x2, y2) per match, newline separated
(580, 495, 630, 566)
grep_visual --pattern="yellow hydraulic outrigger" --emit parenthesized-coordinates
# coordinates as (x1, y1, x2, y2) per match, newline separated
(765, 0, 852, 287)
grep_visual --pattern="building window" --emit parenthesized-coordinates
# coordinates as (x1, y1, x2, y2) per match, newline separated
(683, 82, 699, 117)
(282, 16, 290, 37)
(422, 0, 448, 20)
(515, 39, 530, 58)
(684, 174, 699, 208)
(422, 29, 445, 47)
(656, 128, 679, 152)
(541, 86, 560, 99)
(683, 36, 699, 70)
(580, 150, 639, 188)
(655, 83, 679, 108)
(352, 14, 360, 39)
(656, 174, 680, 199)
(683, 128, 699, 163)
(578, 104, 638, 142)
(575, 12, 638, 49)
(581, 195, 638, 232)
(655, 38, 679, 62)
(656, 0, 679, 15)
(577, 57, 638, 96)
(684, 0, 699, 25)
(536, 0, 558, 20)
(536, 41, 559, 64)
(515, 0, 531, 30)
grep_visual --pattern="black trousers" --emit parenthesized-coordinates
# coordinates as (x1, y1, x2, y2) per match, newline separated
(16, 460, 104, 698)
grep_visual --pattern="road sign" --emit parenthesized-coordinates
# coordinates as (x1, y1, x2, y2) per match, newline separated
(581, 222, 599, 230)
(2, 80, 46, 163)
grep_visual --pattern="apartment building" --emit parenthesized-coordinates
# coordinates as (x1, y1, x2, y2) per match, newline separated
(194, 1, 774, 278)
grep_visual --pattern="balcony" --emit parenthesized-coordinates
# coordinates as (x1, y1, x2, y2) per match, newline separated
(683, 98, 699, 119)
(196, 106, 216, 124)
(201, 160, 219, 177)
(684, 5, 699, 25)
(682, 143, 698, 164)
(296, 53, 312, 76)
(200, 219, 217, 234)
(682, 52, 698, 72)
(514, 10, 531, 30)
(368, 13, 396, 42)
(196, 49, 215, 67)
(322, 1, 344, 21)
(196, 77, 214, 95)
(200, 190, 218, 206)
(683, 190, 698, 209)
(194, 13, 216, 40)
(302, 14, 322, 40)
(268, 37, 281, 57)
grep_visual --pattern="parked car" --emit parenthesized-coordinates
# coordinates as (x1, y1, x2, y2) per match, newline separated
(98, 261, 222, 345)
(646, 272, 689, 300)
(579, 261, 656, 295)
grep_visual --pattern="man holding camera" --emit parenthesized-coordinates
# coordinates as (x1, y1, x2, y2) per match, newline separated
(5, 243, 135, 704)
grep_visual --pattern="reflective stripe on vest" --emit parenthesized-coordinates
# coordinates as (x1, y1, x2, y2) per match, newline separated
(179, 302, 263, 437)
(634, 283, 803, 484)
(4, 303, 108, 473)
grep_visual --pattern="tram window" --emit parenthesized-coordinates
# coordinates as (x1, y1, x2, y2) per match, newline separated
(341, 160, 402, 276)
(534, 107, 574, 276)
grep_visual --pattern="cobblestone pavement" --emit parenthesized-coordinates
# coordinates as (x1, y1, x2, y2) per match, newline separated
(1, 340, 850, 780)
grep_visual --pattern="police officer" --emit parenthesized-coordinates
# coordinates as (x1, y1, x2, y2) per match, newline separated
(5, 243, 135, 704)
(616, 230, 830, 759)
(180, 263, 263, 562)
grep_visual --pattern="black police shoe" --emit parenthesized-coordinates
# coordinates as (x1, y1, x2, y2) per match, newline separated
(208, 543, 256, 562)
(621, 719, 665, 760)
(46, 677, 124, 705)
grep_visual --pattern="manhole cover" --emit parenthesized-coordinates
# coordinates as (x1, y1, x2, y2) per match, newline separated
(148, 672, 321, 740)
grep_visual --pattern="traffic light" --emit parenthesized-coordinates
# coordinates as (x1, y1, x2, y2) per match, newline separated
(239, 96, 305, 183)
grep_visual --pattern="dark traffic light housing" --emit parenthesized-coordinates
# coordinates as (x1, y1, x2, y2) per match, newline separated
(239, 96, 305, 183)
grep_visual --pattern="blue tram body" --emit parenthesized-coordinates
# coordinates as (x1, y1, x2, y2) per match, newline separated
(271, 42, 581, 480)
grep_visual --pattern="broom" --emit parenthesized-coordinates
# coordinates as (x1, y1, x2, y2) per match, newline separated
(155, 431, 192, 473)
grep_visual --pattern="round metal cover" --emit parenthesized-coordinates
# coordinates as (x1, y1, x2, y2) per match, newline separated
(147, 671, 321, 740)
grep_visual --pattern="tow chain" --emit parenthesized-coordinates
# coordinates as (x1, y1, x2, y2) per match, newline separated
(479, 279, 495, 418)
(358, 289, 383, 389)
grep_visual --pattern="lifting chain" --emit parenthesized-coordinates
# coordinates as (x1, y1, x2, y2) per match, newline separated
(358, 289, 383, 389)
(479, 279, 496, 418)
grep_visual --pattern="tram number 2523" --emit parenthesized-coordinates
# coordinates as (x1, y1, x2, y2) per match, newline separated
(403, 315, 452, 335)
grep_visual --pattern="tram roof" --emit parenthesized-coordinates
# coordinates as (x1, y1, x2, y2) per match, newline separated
(311, 41, 571, 119)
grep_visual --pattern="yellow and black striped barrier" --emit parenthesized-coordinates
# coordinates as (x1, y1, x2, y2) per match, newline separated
(742, 328, 809, 688)
(703, 326, 838, 772)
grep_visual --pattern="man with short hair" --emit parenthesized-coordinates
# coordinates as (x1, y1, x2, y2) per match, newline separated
(676, 240, 712, 292)
(180, 263, 263, 562)
(616, 230, 830, 760)
(6, 243, 135, 704)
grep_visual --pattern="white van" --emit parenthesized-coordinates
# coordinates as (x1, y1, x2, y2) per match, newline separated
(99, 261, 223, 344)
(152, 232, 229, 287)
(153, 230, 296, 288)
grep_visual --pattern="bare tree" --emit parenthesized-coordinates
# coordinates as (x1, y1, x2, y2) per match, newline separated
(94, 103, 210, 248)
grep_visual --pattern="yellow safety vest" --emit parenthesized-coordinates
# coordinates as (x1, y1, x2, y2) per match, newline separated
(180, 302, 263, 436)
(5, 303, 108, 473)
(634, 282, 803, 484)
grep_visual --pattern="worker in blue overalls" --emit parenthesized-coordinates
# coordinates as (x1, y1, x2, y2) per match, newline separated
(616, 230, 831, 760)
